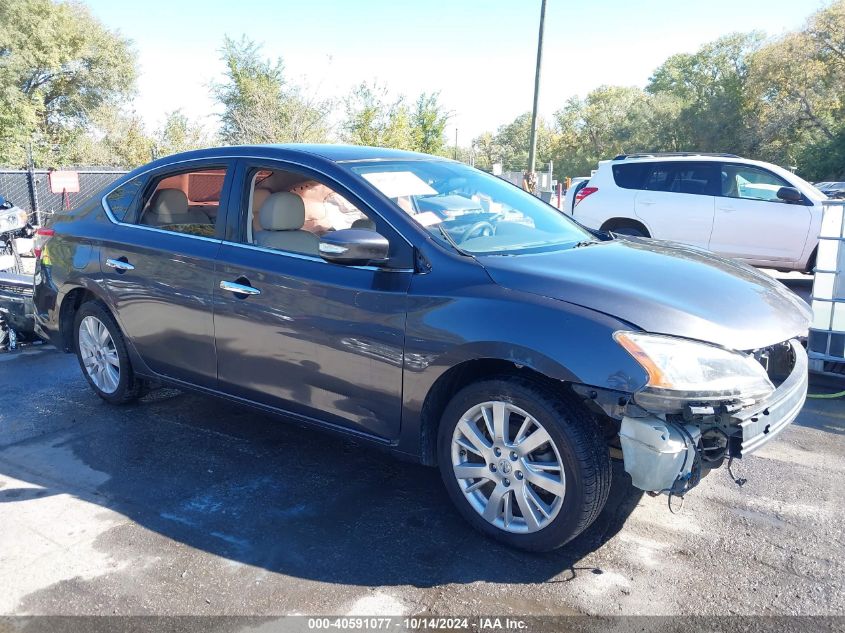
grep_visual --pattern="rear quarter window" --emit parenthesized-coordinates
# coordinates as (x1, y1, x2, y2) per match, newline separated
(104, 177, 145, 222)
(612, 163, 649, 189)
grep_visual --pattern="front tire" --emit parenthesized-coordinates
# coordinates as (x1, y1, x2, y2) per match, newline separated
(437, 376, 611, 551)
(74, 301, 143, 404)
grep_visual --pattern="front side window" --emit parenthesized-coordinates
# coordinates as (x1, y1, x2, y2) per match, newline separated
(721, 164, 790, 202)
(350, 160, 591, 255)
(133, 167, 227, 237)
(242, 167, 374, 257)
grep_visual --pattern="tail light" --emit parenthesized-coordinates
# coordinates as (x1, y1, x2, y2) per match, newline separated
(34, 227, 54, 259)
(574, 186, 598, 206)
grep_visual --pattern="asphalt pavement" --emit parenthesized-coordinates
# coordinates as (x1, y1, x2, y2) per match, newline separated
(0, 341, 843, 618)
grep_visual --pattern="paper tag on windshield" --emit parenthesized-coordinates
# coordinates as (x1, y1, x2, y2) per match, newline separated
(413, 211, 442, 227)
(362, 171, 437, 198)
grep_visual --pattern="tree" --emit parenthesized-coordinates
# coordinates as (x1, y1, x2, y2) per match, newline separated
(60, 106, 153, 168)
(471, 132, 503, 171)
(0, 0, 137, 167)
(492, 112, 555, 171)
(341, 82, 413, 149)
(647, 32, 762, 153)
(212, 36, 330, 145)
(746, 1, 845, 174)
(153, 110, 213, 158)
(547, 86, 653, 178)
(411, 92, 450, 154)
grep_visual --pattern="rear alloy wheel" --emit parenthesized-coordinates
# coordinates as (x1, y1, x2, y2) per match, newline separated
(78, 315, 120, 393)
(74, 301, 143, 404)
(437, 377, 611, 551)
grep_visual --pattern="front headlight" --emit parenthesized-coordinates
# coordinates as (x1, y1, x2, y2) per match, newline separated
(0, 207, 27, 232)
(615, 331, 774, 412)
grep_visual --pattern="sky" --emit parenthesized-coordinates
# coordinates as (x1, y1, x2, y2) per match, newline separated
(84, 0, 826, 143)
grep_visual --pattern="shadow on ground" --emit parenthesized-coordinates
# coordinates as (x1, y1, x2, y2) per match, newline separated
(0, 383, 643, 588)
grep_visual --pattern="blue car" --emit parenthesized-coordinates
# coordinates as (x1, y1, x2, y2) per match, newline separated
(33, 144, 810, 551)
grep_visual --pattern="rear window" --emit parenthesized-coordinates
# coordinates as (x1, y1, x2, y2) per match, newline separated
(612, 163, 649, 189)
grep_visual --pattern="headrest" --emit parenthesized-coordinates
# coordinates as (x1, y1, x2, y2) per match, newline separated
(149, 189, 188, 219)
(351, 217, 376, 230)
(252, 188, 271, 212)
(259, 192, 305, 231)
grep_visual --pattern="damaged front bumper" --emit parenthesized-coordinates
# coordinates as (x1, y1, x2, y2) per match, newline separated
(732, 339, 808, 456)
(589, 339, 809, 495)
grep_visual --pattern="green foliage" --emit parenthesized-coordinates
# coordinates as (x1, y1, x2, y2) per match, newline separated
(153, 110, 212, 158)
(341, 82, 413, 149)
(412, 92, 450, 154)
(212, 36, 330, 145)
(0, 0, 136, 166)
(342, 82, 451, 153)
(647, 32, 762, 153)
(478, 2, 845, 182)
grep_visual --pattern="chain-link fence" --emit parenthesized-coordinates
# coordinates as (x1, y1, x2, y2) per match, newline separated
(0, 169, 127, 225)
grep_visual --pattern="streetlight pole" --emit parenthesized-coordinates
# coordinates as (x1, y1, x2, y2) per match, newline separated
(527, 0, 547, 180)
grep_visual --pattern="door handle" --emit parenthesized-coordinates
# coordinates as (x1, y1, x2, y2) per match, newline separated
(106, 258, 135, 271)
(718, 206, 736, 213)
(220, 280, 261, 296)
(638, 199, 656, 206)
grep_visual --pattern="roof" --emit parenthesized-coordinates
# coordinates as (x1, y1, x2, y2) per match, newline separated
(605, 154, 771, 166)
(274, 144, 440, 162)
(144, 144, 442, 168)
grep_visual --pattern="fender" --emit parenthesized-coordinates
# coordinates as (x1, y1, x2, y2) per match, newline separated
(396, 269, 649, 458)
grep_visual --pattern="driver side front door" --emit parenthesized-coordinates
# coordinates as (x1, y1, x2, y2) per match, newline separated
(212, 158, 414, 441)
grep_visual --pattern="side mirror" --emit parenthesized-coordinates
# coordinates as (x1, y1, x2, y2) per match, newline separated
(776, 186, 803, 204)
(0, 195, 6, 207)
(318, 228, 390, 266)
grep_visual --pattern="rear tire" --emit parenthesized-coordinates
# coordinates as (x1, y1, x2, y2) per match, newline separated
(437, 376, 611, 551)
(74, 301, 143, 404)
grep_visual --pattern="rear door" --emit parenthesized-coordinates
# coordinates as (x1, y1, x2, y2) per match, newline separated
(633, 161, 718, 248)
(100, 159, 233, 387)
(709, 162, 813, 265)
(212, 158, 413, 440)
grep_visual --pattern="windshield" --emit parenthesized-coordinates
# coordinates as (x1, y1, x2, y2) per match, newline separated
(350, 160, 592, 254)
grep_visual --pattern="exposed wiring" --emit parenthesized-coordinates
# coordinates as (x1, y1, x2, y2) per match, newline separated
(727, 456, 747, 488)
(807, 390, 845, 399)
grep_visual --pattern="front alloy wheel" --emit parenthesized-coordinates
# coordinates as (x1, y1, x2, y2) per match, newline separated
(438, 377, 611, 551)
(451, 401, 565, 533)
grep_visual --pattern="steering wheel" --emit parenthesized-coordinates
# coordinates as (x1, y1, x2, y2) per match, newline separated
(460, 221, 495, 243)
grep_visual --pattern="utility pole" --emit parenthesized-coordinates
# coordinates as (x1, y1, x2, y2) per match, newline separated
(454, 128, 458, 161)
(527, 0, 547, 180)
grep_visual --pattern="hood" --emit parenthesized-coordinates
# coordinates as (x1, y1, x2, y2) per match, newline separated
(478, 237, 811, 351)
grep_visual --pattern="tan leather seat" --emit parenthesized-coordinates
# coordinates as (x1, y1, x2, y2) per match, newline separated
(145, 189, 210, 226)
(255, 192, 319, 255)
(251, 188, 271, 237)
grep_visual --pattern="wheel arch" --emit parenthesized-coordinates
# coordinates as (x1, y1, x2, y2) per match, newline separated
(600, 217, 651, 237)
(57, 283, 111, 352)
(415, 354, 580, 467)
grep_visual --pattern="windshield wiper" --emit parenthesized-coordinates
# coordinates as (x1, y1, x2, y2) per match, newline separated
(437, 223, 473, 257)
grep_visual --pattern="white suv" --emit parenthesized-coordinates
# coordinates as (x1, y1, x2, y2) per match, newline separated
(569, 153, 827, 272)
